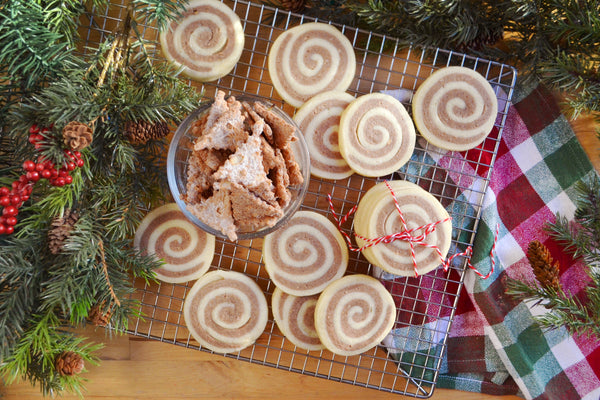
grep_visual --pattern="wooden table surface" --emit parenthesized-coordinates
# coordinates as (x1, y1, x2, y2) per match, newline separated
(2, 0, 598, 395)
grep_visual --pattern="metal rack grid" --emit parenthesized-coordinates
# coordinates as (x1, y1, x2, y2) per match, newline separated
(82, 1, 517, 397)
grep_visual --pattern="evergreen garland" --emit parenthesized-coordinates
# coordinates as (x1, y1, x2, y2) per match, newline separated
(0, 0, 200, 395)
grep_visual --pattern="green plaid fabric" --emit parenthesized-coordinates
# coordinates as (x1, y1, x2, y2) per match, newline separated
(435, 83, 600, 399)
(381, 82, 599, 399)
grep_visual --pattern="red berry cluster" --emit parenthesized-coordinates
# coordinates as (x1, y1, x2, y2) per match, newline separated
(0, 124, 85, 235)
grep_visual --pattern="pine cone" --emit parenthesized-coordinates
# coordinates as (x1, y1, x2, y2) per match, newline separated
(527, 240, 561, 291)
(63, 121, 93, 151)
(88, 302, 112, 327)
(54, 351, 84, 376)
(123, 120, 170, 145)
(48, 209, 79, 255)
(281, 0, 306, 13)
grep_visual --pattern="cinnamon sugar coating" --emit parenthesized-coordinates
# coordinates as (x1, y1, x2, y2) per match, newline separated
(185, 90, 303, 240)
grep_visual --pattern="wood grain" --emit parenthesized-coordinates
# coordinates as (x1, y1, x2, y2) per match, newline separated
(1, 326, 521, 400)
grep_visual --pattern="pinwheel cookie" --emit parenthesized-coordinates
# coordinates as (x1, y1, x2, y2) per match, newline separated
(134, 203, 215, 283)
(412, 66, 498, 151)
(271, 287, 324, 351)
(183, 270, 268, 353)
(160, 0, 245, 82)
(314, 274, 395, 356)
(263, 210, 348, 296)
(338, 93, 416, 177)
(293, 91, 355, 180)
(268, 22, 356, 108)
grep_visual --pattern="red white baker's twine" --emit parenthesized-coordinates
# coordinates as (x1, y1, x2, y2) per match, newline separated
(327, 181, 498, 279)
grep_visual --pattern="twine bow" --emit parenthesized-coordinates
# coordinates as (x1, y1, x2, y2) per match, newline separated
(328, 180, 498, 278)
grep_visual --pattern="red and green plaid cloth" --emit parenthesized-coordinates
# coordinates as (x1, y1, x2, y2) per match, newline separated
(437, 83, 599, 398)
(381, 82, 599, 399)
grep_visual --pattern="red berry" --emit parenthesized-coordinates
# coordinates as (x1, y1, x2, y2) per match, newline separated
(29, 124, 40, 134)
(41, 169, 52, 179)
(77, 158, 85, 167)
(51, 169, 58, 178)
(64, 175, 73, 185)
(0, 187, 9, 196)
(5, 225, 14, 235)
(11, 181, 20, 190)
(0, 196, 10, 207)
(0, 224, 6, 235)
(3, 206, 17, 217)
(73, 151, 82, 159)
(44, 160, 55, 170)
(21, 194, 29, 202)
(10, 195, 21, 205)
(19, 175, 28, 184)
(26, 171, 40, 182)
(5, 216, 17, 226)
(23, 160, 36, 171)
(58, 169, 68, 178)
(54, 177, 66, 187)
(35, 163, 45, 172)
(66, 162, 76, 171)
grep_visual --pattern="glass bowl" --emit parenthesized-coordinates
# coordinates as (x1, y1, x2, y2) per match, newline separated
(167, 95, 310, 241)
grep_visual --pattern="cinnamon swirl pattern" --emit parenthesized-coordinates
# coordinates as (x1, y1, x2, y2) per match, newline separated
(263, 211, 348, 296)
(271, 287, 324, 351)
(353, 181, 452, 277)
(134, 203, 215, 283)
(183, 270, 268, 353)
(293, 91, 355, 180)
(268, 23, 356, 108)
(338, 93, 416, 177)
(314, 274, 395, 356)
(412, 66, 498, 151)
(159, 0, 245, 82)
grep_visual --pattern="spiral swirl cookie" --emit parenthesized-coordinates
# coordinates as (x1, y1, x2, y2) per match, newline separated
(159, 0, 245, 82)
(268, 23, 356, 108)
(271, 287, 324, 351)
(338, 93, 416, 177)
(263, 210, 348, 296)
(412, 66, 498, 151)
(314, 274, 395, 356)
(134, 203, 215, 283)
(293, 91, 355, 180)
(353, 181, 452, 277)
(183, 270, 268, 353)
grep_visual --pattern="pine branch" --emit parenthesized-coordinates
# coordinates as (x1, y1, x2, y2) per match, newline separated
(0, 241, 44, 359)
(0, 312, 102, 396)
(132, 0, 190, 32)
(0, 1, 72, 89)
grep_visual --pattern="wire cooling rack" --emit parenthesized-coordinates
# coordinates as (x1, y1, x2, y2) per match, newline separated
(82, 1, 516, 397)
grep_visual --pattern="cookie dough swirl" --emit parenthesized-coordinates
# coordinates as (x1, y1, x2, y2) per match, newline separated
(271, 287, 324, 351)
(134, 203, 215, 283)
(338, 93, 416, 177)
(412, 66, 498, 151)
(263, 211, 348, 296)
(268, 22, 356, 108)
(293, 91, 355, 180)
(314, 274, 396, 356)
(353, 181, 452, 276)
(183, 270, 268, 353)
(159, 0, 245, 82)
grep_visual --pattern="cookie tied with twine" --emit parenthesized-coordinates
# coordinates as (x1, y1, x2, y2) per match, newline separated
(63, 121, 93, 151)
